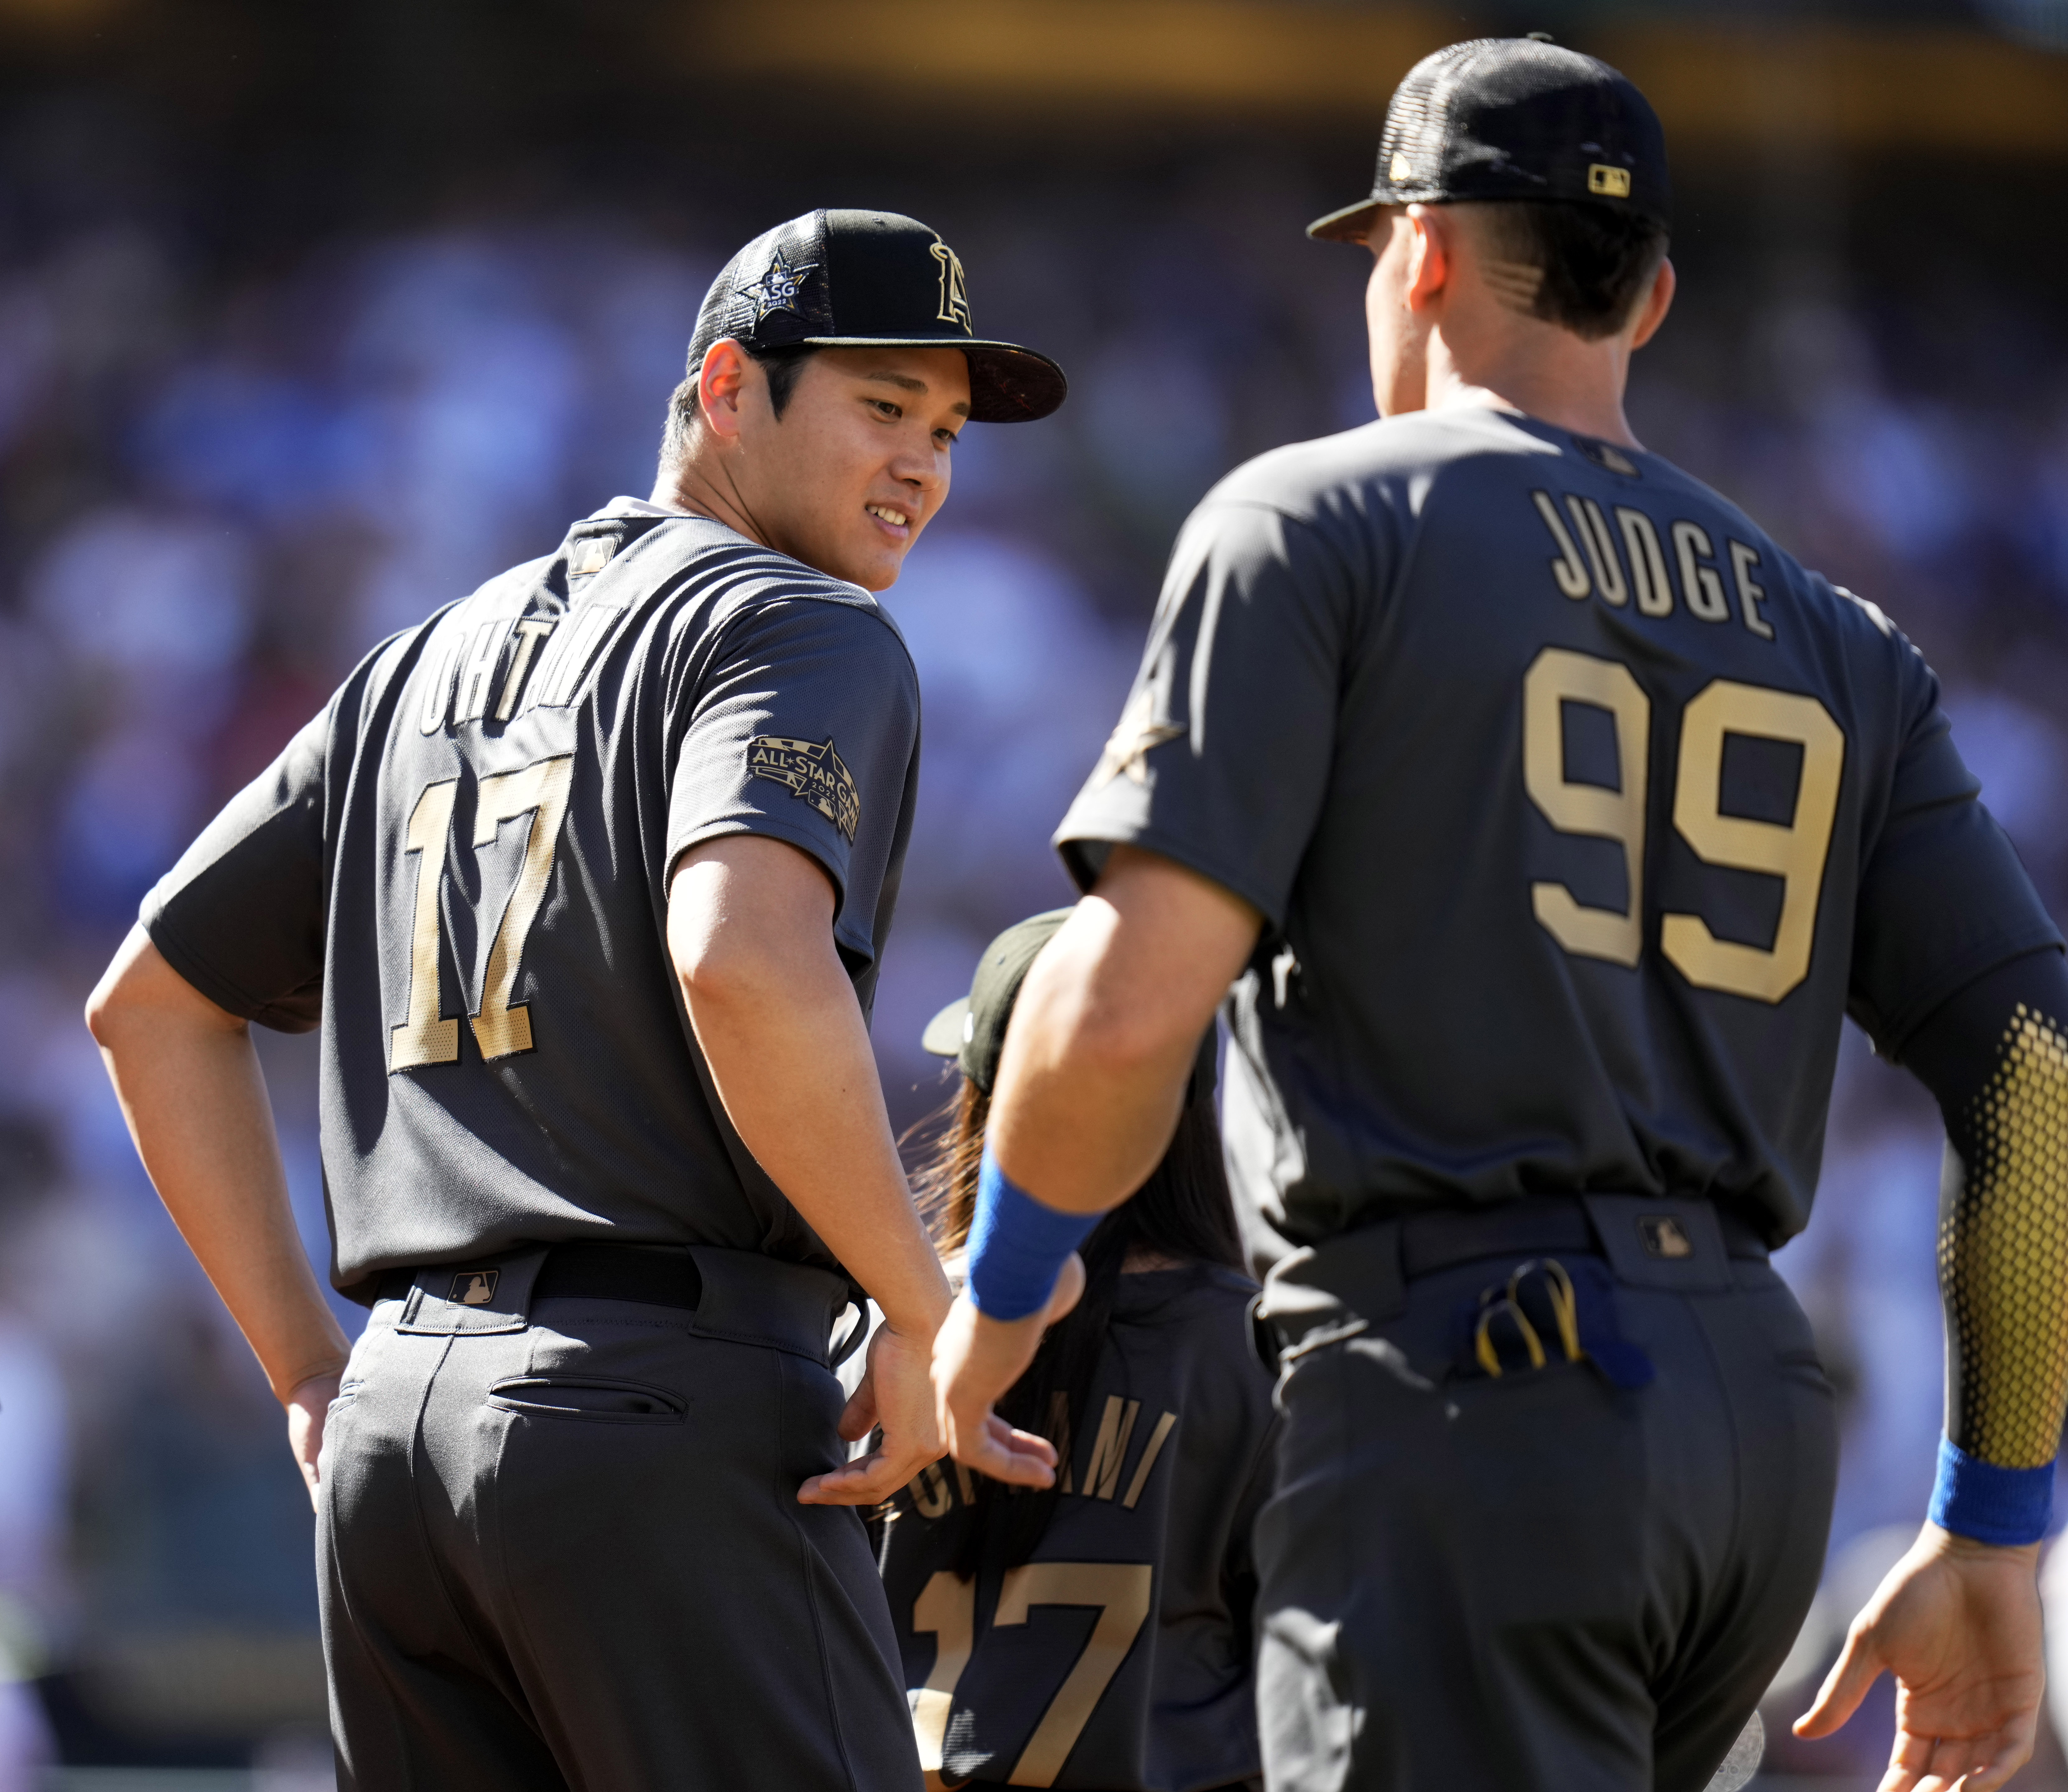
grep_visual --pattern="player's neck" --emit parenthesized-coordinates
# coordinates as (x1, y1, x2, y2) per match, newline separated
(649, 454, 774, 553)
(1419, 319, 1642, 450)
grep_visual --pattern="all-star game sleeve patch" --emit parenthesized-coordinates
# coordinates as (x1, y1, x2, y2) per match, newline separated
(748, 735, 861, 842)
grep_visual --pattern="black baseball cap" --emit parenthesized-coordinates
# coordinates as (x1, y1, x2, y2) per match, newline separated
(685, 209, 1067, 424)
(1307, 37, 1671, 244)
(921, 909, 1217, 1105)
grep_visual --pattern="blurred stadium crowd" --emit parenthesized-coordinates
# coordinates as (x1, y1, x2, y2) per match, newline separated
(0, 76, 2063, 1784)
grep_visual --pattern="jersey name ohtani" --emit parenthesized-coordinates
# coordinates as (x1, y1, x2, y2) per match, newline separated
(415, 602, 628, 735)
(905, 1391, 1181, 1521)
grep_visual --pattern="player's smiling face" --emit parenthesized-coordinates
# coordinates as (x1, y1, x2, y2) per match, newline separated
(735, 345, 970, 591)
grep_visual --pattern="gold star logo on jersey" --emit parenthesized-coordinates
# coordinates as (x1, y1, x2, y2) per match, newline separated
(1092, 689, 1185, 787)
(736, 253, 819, 327)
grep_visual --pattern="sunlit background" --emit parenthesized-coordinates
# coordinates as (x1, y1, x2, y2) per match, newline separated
(0, 1, 2065, 1786)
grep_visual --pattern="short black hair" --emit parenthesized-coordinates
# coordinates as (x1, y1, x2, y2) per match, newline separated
(662, 342, 818, 459)
(1468, 200, 1668, 342)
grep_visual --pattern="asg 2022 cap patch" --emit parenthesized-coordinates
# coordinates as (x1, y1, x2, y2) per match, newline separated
(748, 734, 860, 842)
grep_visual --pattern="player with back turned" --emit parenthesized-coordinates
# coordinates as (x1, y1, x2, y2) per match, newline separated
(85, 209, 1066, 1790)
(877, 911, 1276, 1792)
(930, 41, 2068, 1792)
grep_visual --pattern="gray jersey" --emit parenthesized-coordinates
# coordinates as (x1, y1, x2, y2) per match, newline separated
(878, 1265, 1275, 1791)
(143, 499, 920, 1298)
(1056, 409, 2059, 1248)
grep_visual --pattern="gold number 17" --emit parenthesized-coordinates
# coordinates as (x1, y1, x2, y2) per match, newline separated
(908, 1561, 1153, 1787)
(389, 755, 575, 1070)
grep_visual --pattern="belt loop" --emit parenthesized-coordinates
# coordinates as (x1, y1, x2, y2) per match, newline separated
(686, 1248, 847, 1366)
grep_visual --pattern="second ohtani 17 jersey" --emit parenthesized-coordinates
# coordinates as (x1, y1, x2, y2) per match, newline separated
(877, 1264, 1277, 1791)
(1055, 408, 2060, 1249)
(141, 498, 920, 1298)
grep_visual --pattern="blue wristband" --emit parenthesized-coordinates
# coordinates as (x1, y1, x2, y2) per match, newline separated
(1930, 1437, 2053, 1547)
(966, 1148, 1097, 1322)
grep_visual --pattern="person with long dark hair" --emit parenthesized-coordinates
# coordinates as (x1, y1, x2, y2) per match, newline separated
(875, 910, 1275, 1792)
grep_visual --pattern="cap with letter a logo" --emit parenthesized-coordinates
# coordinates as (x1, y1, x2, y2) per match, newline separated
(1307, 36, 1671, 243)
(682, 208, 1067, 423)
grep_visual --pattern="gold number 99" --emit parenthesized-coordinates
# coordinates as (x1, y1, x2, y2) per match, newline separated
(1522, 648, 1846, 1004)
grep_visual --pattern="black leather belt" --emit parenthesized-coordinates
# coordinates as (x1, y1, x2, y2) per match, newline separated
(376, 1243, 704, 1311)
(1393, 1195, 1768, 1283)
(1254, 1194, 1775, 1366)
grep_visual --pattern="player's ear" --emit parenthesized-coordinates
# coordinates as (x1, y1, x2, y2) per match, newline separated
(697, 339, 751, 442)
(1403, 205, 1450, 313)
(1628, 256, 1676, 351)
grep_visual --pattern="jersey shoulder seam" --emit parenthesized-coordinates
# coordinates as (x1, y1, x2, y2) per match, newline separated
(696, 569, 919, 683)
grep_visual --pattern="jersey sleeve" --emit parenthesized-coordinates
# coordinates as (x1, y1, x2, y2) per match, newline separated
(665, 597, 920, 967)
(1898, 949, 2068, 1495)
(1054, 499, 1355, 928)
(1847, 653, 2064, 1057)
(140, 702, 331, 1033)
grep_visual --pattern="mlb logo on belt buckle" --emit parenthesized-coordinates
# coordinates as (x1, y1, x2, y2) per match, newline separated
(1637, 1216, 1693, 1260)
(452, 1270, 501, 1306)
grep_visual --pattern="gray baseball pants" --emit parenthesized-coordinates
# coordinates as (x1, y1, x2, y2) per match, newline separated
(316, 1244, 921, 1792)
(1252, 1195, 1839, 1792)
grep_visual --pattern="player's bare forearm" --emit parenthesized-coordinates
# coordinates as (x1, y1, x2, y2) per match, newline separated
(986, 845, 1261, 1214)
(668, 836, 950, 1342)
(85, 927, 352, 1408)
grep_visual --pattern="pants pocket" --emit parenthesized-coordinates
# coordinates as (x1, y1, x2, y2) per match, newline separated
(487, 1375, 688, 1424)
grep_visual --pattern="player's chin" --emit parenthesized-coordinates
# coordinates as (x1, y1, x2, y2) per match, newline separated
(854, 556, 911, 593)
(834, 530, 918, 592)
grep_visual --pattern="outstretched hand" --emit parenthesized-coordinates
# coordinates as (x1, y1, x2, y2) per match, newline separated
(1795, 1522, 2044, 1792)
(931, 1256, 1086, 1487)
(798, 1321, 942, 1506)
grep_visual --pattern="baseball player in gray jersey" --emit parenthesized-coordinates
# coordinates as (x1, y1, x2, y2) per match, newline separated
(880, 911, 1277, 1791)
(86, 209, 1065, 1790)
(932, 43, 2068, 1792)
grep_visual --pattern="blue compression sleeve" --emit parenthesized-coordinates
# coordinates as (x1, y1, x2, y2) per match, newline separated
(966, 1147, 1098, 1322)
(1930, 1438, 2053, 1547)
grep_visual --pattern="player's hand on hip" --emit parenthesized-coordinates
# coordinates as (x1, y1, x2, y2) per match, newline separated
(797, 1321, 942, 1506)
(931, 1255, 1085, 1488)
(1794, 1521, 2043, 1792)
(285, 1371, 343, 1515)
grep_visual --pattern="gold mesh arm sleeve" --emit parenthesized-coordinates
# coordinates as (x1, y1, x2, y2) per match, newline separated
(1918, 966, 2068, 1470)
